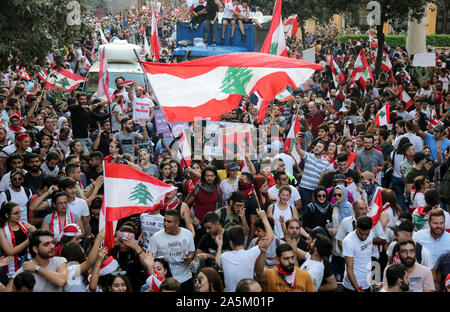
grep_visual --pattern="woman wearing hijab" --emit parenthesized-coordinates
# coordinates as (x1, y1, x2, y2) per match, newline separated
(331, 185, 354, 229)
(303, 186, 333, 230)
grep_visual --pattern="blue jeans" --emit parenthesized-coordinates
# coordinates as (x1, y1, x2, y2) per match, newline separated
(331, 255, 346, 282)
(391, 176, 408, 212)
(299, 187, 313, 214)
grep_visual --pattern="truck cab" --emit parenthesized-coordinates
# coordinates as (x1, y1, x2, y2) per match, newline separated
(83, 39, 149, 94)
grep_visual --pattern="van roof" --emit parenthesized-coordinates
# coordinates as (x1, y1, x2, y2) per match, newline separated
(89, 62, 143, 73)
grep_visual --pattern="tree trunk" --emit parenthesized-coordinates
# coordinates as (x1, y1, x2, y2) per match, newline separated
(301, 25, 306, 49)
(374, 16, 385, 79)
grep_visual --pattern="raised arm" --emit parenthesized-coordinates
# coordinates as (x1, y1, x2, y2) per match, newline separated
(295, 132, 306, 159)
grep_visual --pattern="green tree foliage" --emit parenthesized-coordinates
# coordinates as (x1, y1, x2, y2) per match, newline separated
(0, 0, 91, 72)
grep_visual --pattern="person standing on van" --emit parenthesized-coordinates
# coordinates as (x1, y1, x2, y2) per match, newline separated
(128, 82, 156, 142)
(203, 0, 219, 47)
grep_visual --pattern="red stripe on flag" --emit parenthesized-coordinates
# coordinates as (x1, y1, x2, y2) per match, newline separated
(161, 94, 243, 122)
(104, 163, 172, 188)
(136, 109, 149, 113)
(105, 204, 162, 222)
(141, 53, 323, 79)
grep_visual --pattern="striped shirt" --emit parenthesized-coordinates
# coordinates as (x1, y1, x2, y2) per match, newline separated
(299, 152, 333, 190)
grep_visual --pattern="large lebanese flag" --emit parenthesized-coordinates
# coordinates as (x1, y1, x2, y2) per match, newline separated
(260, 0, 287, 57)
(142, 52, 321, 122)
(369, 187, 390, 228)
(352, 49, 374, 90)
(100, 162, 176, 250)
(151, 6, 160, 62)
(45, 65, 88, 91)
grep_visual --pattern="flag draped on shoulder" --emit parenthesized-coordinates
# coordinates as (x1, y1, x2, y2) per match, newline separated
(352, 49, 374, 90)
(100, 162, 176, 250)
(45, 65, 87, 91)
(375, 102, 390, 126)
(142, 52, 322, 122)
(260, 0, 287, 57)
(98, 48, 112, 104)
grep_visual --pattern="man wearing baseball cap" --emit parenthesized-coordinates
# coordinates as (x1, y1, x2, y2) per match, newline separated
(5, 114, 25, 143)
(0, 168, 33, 222)
(415, 123, 450, 162)
(386, 218, 432, 268)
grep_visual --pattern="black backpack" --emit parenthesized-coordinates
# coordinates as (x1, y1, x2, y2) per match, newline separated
(5, 187, 32, 202)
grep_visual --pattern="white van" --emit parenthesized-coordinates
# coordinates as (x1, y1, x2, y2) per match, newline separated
(83, 39, 149, 94)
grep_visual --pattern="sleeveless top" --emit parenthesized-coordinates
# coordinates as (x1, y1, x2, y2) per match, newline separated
(272, 204, 293, 239)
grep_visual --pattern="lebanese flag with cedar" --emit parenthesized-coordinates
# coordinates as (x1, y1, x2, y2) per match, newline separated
(260, 0, 287, 57)
(142, 52, 321, 122)
(100, 162, 176, 250)
(368, 30, 378, 48)
(284, 14, 299, 38)
(151, 6, 160, 62)
(369, 187, 390, 228)
(352, 49, 374, 90)
(275, 88, 293, 102)
(375, 102, 390, 126)
(45, 65, 88, 91)
(427, 106, 443, 128)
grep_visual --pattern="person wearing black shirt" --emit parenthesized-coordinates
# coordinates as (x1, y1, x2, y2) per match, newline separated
(85, 151, 104, 195)
(23, 153, 45, 194)
(91, 120, 113, 158)
(67, 93, 109, 153)
(196, 212, 232, 269)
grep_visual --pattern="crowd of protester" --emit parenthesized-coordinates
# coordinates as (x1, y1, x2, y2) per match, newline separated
(0, 0, 449, 293)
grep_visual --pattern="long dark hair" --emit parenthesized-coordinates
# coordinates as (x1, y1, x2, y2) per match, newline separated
(104, 274, 133, 292)
(0, 202, 19, 226)
(201, 166, 219, 186)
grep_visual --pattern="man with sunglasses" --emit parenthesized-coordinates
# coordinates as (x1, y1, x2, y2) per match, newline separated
(0, 168, 33, 223)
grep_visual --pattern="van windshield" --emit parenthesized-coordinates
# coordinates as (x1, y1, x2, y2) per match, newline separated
(84, 72, 147, 94)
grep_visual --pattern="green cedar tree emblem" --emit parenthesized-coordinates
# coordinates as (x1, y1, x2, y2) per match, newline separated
(128, 183, 153, 205)
(220, 67, 253, 96)
(270, 42, 278, 55)
(57, 77, 70, 89)
(379, 110, 385, 118)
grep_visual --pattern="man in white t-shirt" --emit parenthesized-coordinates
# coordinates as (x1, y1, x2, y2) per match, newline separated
(267, 171, 301, 210)
(149, 210, 196, 292)
(216, 208, 273, 292)
(300, 234, 332, 292)
(342, 215, 374, 292)
(221, 0, 245, 45)
(0, 168, 33, 223)
(59, 177, 91, 238)
(128, 82, 156, 140)
(14, 229, 68, 292)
